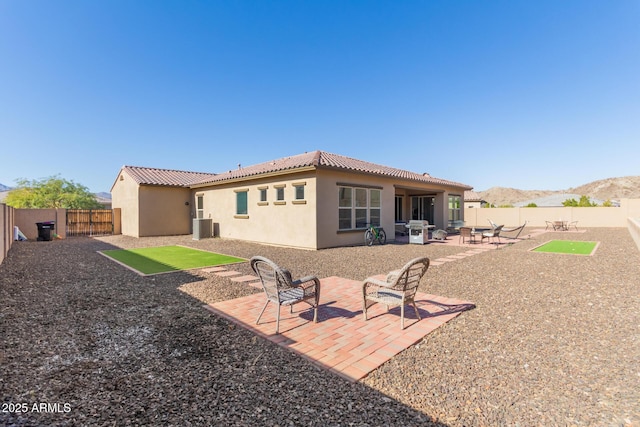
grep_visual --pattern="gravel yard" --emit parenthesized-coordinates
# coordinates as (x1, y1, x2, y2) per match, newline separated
(1, 228, 638, 426)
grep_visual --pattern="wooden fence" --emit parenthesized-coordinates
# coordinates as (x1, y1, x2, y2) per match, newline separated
(66, 209, 113, 236)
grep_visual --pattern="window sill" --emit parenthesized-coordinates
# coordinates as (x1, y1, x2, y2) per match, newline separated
(234, 215, 249, 219)
(336, 228, 367, 234)
(274, 201, 286, 205)
(292, 200, 306, 205)
(257, 202, 268, 206)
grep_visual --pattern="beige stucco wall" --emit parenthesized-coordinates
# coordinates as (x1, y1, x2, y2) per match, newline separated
(194, 168, 465, 249)
(111, 171, 141, 237)
(112, 166, 468, 248)
(14, 209, 66, 240)
(314, 170, 463, 248)
(629, 217, 640, 252)
(464, 199, 640, 228)
(139, 186, 192, 237)
(194, 171, 318, 249)
(315, 169, 397, 248)
(1, 203, 15, 264)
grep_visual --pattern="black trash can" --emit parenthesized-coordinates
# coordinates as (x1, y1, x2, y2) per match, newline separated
(36, 221, 55, 241)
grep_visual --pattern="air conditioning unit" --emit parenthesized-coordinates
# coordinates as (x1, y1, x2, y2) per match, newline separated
(192, 218, 212, 240)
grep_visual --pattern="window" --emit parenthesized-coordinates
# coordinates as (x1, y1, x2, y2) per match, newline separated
(196, 195, 204, 219)
(369, 189, 381, 227)
(338, 186, 381, 230)
(355, 188, 367, 228)
(338, 187, 353, 229)
(294, 184, 304, 200)
(259, 188, 267, 202)
(236, 190, 248, 215)
(276, 186, 285, 201)
(448, 195, 461, 224)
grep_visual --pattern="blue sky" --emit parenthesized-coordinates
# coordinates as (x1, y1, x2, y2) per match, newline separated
(1, 0, 638, 193)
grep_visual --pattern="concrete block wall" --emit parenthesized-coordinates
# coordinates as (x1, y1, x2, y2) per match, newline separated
(14, 209, 67, 240)
(0, 204, 15, 264)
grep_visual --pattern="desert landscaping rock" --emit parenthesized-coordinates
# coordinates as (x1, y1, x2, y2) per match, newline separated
(1, 228, 638, 426)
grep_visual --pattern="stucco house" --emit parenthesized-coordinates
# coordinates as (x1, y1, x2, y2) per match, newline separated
(111, 150, 472, 249)
(464, 190, 487, 209)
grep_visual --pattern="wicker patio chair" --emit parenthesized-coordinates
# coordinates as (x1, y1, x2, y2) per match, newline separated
(250, 256, 320, 334)
(481, 224, 503, 245)
(459, 227, 477, 244)
(362, 257, 430, 329)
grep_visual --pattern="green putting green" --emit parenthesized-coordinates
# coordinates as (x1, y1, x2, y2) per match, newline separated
(532, 240, 598, 255)
(101, 245, 246, 275)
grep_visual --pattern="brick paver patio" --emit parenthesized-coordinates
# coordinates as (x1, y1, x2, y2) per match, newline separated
(204, 276, 474, 382)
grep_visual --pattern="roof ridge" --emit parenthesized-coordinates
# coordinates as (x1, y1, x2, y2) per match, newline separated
(123, 165, 215, 176)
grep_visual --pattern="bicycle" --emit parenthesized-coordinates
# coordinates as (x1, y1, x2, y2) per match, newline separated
(364, 223, 386, 246)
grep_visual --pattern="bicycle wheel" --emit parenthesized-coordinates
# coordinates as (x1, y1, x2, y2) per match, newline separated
(377, 229, 387, 245)
(364, 230, 375, 246)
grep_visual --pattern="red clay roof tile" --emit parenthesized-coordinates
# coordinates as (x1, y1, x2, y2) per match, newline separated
(122, 166, 217, 187)
(193, 150, 471, 189)
(120, 151, 471, 190)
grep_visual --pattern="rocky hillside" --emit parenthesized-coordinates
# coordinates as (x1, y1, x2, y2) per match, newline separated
(478, 176, 640, 206)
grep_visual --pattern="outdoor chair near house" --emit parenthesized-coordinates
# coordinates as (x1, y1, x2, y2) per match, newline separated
(459, 227, 478, 244)
(362, 257, 430, 329)
(545, 220, 555, 230)
(481, 224, 503, 245)
(250, 256, 321, 334)
(567, 220, 579, 231)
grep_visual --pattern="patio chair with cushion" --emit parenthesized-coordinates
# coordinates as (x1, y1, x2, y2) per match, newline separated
(362, 257, 430, 329)
(481, 224, 503, 245)
(250, 256, 321, 334)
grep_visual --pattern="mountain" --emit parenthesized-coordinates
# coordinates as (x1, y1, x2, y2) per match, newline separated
(0, 183, 12, 191)
(477, 176, 640, 206)
(569, 176, 640, 201)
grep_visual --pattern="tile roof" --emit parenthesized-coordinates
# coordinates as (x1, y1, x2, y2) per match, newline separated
(121, 166, 217, 187)
(464, 191, 484, 201)
(193, 150, 472, 190)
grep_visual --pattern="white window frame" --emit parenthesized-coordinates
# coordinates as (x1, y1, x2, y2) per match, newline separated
(338, 186, 381, 230)
(448, 195, 462, 225)
(196, 194, 204, 219)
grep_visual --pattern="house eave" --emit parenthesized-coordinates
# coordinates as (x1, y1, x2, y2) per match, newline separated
(190, 166, 318, 189)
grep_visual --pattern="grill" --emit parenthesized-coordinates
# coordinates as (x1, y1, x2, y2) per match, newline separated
(406, 220, 431, 244)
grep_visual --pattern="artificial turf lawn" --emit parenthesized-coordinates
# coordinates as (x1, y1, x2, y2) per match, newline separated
(101, 245, 246, 275)
(532, 240, 598, 255)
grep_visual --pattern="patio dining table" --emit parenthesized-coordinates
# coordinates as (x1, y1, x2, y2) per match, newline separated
(553, 221, 568, 231)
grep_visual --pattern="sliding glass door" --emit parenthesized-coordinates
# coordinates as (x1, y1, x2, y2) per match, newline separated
(410, 196, 435, 223)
